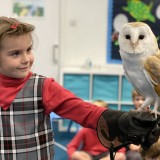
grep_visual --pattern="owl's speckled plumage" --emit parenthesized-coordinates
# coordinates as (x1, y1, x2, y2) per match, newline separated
(119, 22, 160, 115)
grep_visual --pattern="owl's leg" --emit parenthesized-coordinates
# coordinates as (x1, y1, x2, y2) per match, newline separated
(152, 96, 160, 118)
(139, 97, 153, 111)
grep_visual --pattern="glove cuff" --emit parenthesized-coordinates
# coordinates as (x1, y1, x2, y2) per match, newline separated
(96, 109, 125, 148)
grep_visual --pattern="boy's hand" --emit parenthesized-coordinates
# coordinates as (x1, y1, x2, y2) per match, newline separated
(97, 110, 160, 149)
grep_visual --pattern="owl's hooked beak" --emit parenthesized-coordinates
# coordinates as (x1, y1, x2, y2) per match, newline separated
(131, 42, 138, 49)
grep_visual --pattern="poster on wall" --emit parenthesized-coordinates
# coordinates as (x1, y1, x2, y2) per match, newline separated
(12, 0, 45, 18)
(107, 0, 160, 64)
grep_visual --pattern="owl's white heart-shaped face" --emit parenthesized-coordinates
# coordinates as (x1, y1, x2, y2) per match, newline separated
(118, 22, 159, 58)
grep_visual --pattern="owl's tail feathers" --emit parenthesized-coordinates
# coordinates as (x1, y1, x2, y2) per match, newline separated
(144, 55, 160, 96)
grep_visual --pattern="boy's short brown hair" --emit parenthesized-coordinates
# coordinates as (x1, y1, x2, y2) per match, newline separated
(92, 100, 108, 108)
(132, 89, 143, 100)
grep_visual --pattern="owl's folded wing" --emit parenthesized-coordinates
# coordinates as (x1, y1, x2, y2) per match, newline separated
(144, 55, 160, 96)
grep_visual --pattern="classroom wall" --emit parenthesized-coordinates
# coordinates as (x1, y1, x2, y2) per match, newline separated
(0, 0, 123, 81)
(60, 0, 108, 66)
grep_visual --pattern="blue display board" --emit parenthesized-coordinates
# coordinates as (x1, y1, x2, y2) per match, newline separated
(107, 0, 160, 64)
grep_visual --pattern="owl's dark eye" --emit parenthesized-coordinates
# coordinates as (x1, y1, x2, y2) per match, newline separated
(125, 35, 130, 39)
(139, 35, 144, 40)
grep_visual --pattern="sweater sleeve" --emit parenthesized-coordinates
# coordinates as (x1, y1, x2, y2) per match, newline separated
(42, 78, 106, 129)
(67, 129, 85, 159)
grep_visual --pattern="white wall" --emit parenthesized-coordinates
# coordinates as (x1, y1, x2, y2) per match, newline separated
(31, 0, 60, 80)
(60, 0, 123, 73)
(60, 0, 108, 66)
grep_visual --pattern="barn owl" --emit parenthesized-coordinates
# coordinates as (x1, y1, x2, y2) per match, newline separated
(118, 22, 160, 116)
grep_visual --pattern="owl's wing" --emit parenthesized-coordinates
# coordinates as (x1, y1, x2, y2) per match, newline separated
(123, 63, 130, 81)
(143, 69, 158, 86)
(144, 55, 160, 96)
(143, 69, 160, 97)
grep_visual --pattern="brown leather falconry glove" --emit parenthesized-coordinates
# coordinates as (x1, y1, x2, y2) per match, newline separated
(97, 109, 160, 150)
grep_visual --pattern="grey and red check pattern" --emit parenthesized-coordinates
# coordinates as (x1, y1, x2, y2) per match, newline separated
(0, 74, 54, 160)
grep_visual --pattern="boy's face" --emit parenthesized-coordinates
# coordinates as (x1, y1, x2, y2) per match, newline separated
(0, 34, 34, 78)
(133, 95, 145, 110)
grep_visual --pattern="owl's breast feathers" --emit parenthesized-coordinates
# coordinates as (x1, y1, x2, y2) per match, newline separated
(120, 50, 144, 69)
(120, 50, 156, 96)
(144, 53, 160, 96)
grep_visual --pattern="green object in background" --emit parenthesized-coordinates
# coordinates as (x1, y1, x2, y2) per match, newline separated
(123, 0, 155, 22)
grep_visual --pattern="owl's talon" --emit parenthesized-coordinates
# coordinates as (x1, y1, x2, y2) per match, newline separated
(150, 110, 158, 118)
(138, 107, 145, 112)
